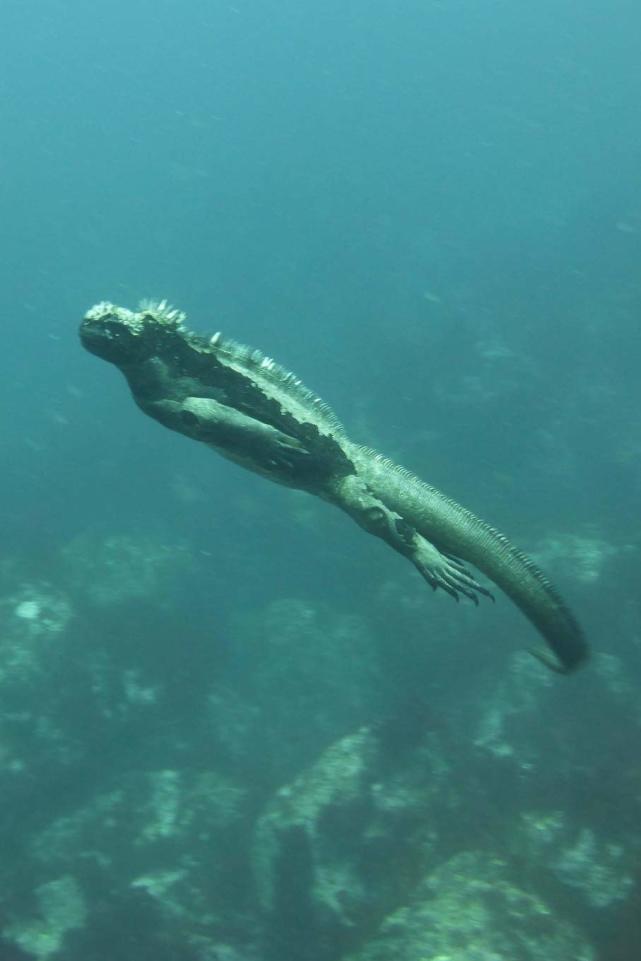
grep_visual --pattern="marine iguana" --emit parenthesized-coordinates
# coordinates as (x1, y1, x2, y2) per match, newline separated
(79, 299, 588, 673)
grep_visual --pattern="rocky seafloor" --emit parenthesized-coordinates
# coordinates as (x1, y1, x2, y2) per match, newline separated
(0, 529, 638, 961)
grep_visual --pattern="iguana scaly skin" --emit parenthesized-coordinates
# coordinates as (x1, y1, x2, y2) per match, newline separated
(80, 300, 588, 673)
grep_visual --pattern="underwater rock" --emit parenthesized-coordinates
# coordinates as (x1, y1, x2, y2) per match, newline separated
(3, 875, 87, 960)
(343, 851, 595, 961)
(0, 583, 73, 679)
(253, 728, 377, 911)
(4, 768, 250, 958)
(471, 651, 554, 763)
(519, 812, 635, 910)
(531, 531, 620, 585)
(553, 827, 634, 909)
(0, 583, 76, 780)
(253, 723, 452, 960)
(30, 766, 247, 866)
(226, 598, 379, 783)
(60, 532, 189, 608)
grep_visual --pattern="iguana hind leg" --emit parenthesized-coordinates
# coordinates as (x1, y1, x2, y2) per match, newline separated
(330, 474, 492, 605)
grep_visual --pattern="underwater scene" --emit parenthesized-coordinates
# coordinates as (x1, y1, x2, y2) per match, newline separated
(1, 1, 640, 959)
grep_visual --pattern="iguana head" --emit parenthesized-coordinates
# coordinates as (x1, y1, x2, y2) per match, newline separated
(79, 300, 185, 366)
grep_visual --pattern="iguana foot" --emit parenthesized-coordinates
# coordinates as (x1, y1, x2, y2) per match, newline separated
(412, 536, 494, 604)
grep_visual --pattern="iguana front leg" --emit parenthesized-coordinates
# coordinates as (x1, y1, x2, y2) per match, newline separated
(142, 395, 315, 482)
(328, 474, 492, 604)
(180, 396, 311, 470)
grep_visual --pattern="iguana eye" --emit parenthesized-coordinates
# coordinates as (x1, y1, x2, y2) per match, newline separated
(180, 410, 199, 427)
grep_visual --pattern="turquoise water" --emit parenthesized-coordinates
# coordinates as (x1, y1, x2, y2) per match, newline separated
(0, 1, 640, 958)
